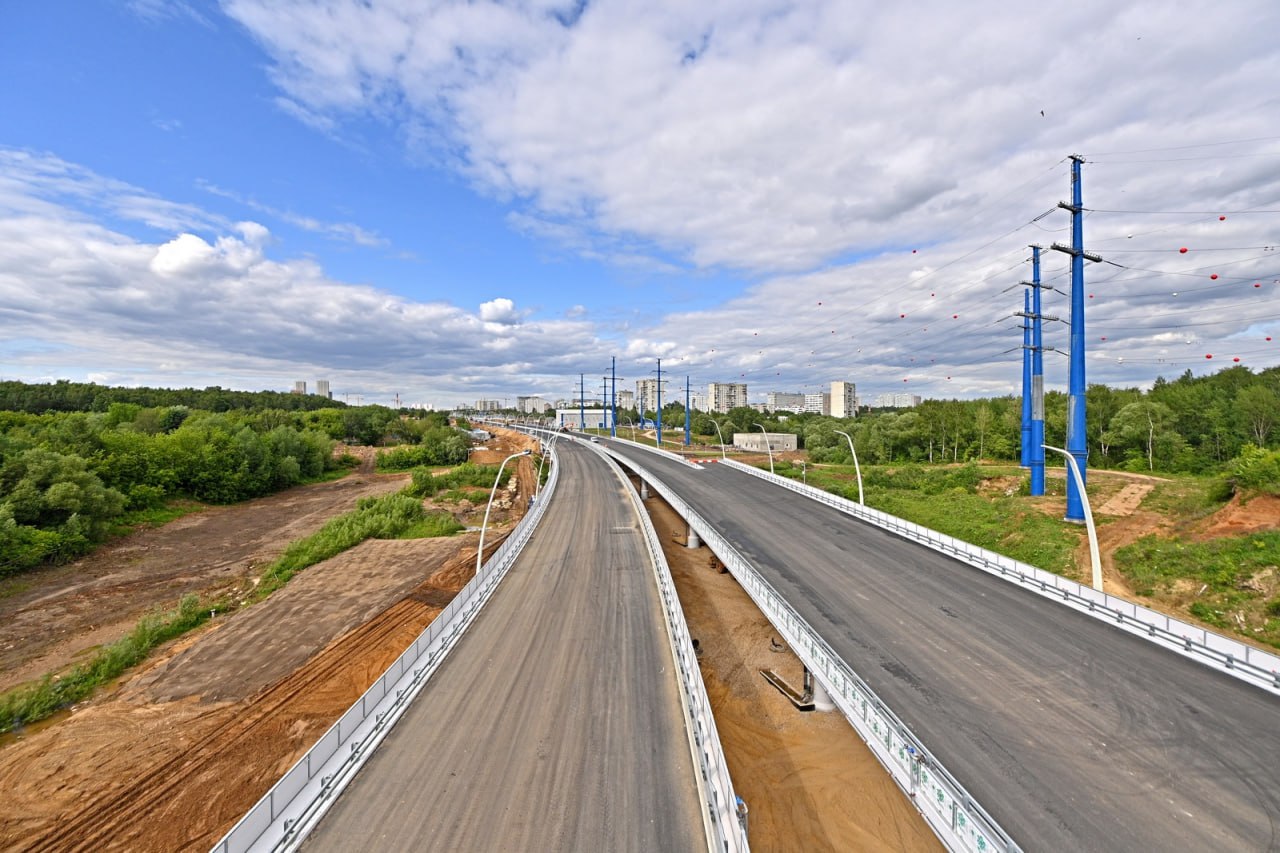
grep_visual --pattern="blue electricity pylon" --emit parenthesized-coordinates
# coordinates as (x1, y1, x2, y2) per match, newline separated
(1051, 156, 1101, 522)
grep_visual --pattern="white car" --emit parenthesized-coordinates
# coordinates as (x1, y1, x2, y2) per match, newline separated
(589, 436, 600, 443)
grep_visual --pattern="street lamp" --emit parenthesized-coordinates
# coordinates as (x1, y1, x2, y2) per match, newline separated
(711, 419, 728, 460)
(833, 430, 864, 506)
(753, 422, 775, 475)
(1043, 444, 1102, 592)
(534, 431, 559, 502)
(622, 416, 636, 442)
(476, 449, 532, 574)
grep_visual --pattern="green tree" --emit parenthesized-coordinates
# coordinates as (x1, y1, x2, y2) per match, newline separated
(1234, 385, 1280, 446)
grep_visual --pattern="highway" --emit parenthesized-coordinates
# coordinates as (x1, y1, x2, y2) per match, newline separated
(605, 439, 1280, 852)
(303, 439, 705, 852)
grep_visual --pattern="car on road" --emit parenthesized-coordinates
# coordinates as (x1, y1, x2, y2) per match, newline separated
(590, 436, 600, 442)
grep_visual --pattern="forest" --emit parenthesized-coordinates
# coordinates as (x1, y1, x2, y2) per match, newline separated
(0, 385, 469, 575)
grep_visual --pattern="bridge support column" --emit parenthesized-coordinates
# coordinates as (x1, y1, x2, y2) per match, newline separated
(805, 668, 835, 713)
(686, 525, 700, 549)
(639, 480, 650, 499)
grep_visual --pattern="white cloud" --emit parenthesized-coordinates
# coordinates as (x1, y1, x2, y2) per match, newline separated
(0, 150, 605, 404)
(197, 179, 389, 248)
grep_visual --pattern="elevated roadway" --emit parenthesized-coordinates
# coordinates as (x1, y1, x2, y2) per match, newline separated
(303, 439, 705, 851)
(605, 440, 1280, 851)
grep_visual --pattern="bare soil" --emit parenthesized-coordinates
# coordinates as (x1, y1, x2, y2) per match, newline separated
(642, 489, 941, 853)
(0, 431, 540, 852)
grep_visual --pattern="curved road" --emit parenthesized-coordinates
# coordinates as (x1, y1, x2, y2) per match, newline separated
(304, 439, 705, 851)
(605, 440, 1280, 852)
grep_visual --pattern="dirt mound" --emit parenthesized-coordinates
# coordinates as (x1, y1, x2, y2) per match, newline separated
(1196, 492, 1280, 540)
(0, 530, 489, 852)
(0, 470, 409, 694)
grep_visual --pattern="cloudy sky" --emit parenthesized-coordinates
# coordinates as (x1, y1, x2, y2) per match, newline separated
(2, 1, 1278, 408)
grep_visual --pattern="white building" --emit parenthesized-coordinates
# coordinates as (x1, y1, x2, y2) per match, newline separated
(804, 392, 831, 415)
(292, 380, 307, 395)
(708, 382, 748, 413)
(767, 392, 806, 413)
(831, 381, 857, 418)
(315, 379, 331, 399)
(475, 399, 502, 412)
(516, 396, 551, 414)
(733, 431, 798, 452)
(554, 407, 615, 430)
(636, 379, 662, 414)
(873, 393, 922, 408)
(616, 389, 636, 410)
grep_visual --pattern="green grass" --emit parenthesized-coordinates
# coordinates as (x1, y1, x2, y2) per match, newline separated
(771, 461, 1081, 576)
(408, 462, 509, 498)
(390, 513, 465, 539)
(256, 492, 434, 597)
(1139, 476, 1231, 519)
(0, 593, 214, 733)
(107, 499, 206, 538)
(1115, 532, 1280, 598)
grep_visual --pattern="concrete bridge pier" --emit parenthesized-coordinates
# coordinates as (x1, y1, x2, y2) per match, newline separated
(686, 525, 700, 549)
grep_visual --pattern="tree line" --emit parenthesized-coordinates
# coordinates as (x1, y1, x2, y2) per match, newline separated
(612, 364, 1280, 477)
(0, 385, 473, 576)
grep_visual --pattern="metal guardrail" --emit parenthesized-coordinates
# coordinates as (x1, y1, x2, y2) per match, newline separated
(608, 449, 1016, 853)
(587, 441, 747, 853)
(602, 433, 703, 469)
(722, 459, 1280, 697)
(211, 446, 562, 853)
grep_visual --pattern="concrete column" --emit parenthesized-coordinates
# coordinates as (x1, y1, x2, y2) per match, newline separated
(639, 481, 650, 499)
(686, 525, 700, 549)
(806, 668, 835, 712)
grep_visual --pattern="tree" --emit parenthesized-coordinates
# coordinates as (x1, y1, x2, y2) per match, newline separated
(1111, 402, 1174, 471)
(1234, 385, 1280, 446)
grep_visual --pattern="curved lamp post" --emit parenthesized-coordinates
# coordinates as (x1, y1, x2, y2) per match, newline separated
(1044, 443, 1102, 592)
(711, 419, 728, 460)
(752, 422, 775, 475)
(833, 429, 865, 506)
(534, 431, 559, 502)
(622, 416, 636, 442)
(476, 449, 532, 574)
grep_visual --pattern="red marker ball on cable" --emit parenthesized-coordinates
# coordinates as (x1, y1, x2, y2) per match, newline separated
(1180, 247, 1188, 253)
(1220, 215, 1226, 221)
(1210, 274, 1218, 280)
(1205, 354, 1213, 359)
(1233, 357, 1240, 363)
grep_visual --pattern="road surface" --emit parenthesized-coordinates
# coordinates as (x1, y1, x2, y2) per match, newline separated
(605, 440, 1280, 852)
(304, 439, 705, 852)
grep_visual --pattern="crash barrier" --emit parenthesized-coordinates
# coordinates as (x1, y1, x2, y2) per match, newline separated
(605, 449, 1017, 853)
(721, 459, 1280, 697)
(211, 445, 562, 853)
(584, 439, 747, 852)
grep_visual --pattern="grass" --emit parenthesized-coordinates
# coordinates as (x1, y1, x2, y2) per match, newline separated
(0, 593, 215, 734)
(107, 499, 206, 538)
(771, 460, 1081, 577)
(1116, 531, 1280, 649)
(408, 462, 509, 498)
(256, 492, 438, 597)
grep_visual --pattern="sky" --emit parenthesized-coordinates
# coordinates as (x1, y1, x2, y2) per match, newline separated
(1, 1, 1278, 409)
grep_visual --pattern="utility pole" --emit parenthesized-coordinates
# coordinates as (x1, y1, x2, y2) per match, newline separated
(611, 356, 617, 438)
(1020, 287, 1032, 469)
(1051, 156, 1100, 522)
(579, 373, 585, 431)
(655, 358, 664, 446)
(684, 375, 692, 446)
(1029, 245, 1047, 496)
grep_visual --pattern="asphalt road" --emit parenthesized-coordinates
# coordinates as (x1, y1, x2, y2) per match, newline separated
(303, 439, 705, 852)
(605, 440, 1280, 852)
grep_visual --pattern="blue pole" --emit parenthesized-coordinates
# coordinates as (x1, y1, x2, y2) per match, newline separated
(1065, 155, 1087, 522)
(579, 373, 585, 431)
(611, 356, 617, 438)
(1021, 287, 1032, 468)
(1030, 245, 1046, 496)
(685, 376, 691, 446)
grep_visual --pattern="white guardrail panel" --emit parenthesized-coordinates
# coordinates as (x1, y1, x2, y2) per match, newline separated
(211, 444, 562, 853)
(720, 459, 1280, 697)
(608, 449, 1017, 853)
(587, 441, 746, 853)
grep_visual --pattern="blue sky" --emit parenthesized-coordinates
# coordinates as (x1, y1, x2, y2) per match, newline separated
(2, 1, 1278, 408)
